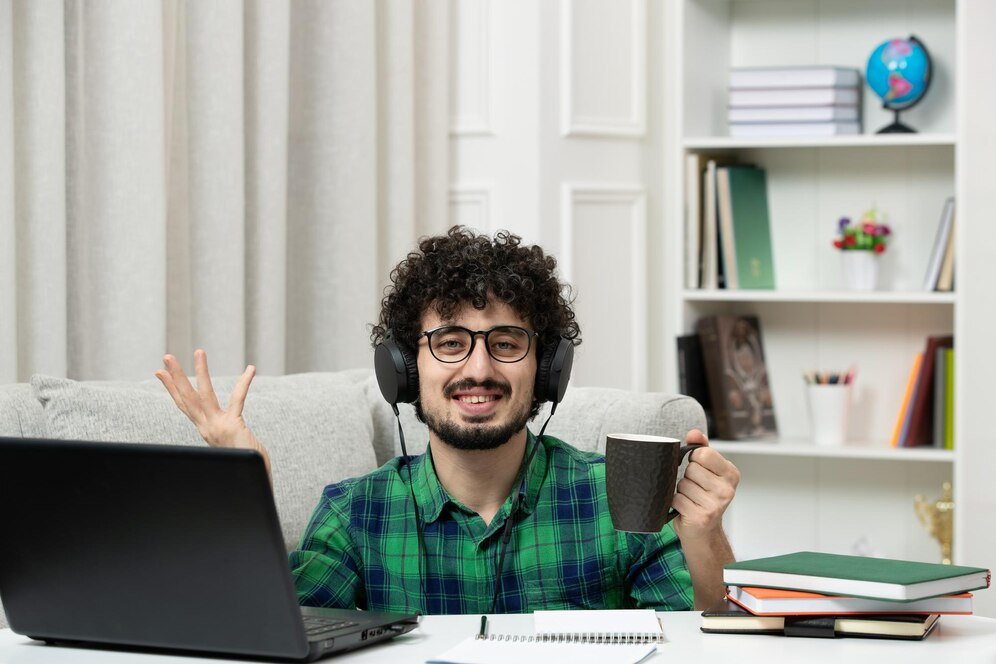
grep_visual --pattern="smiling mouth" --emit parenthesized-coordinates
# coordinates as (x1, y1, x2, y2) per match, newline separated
(455, 395, 500, 404)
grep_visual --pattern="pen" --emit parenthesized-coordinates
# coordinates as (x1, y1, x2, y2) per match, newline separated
(478, 615, 488, 640)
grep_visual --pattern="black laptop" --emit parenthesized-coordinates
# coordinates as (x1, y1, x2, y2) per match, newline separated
(0, 437, 418, 661)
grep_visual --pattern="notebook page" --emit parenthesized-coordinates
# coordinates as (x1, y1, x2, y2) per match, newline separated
(534, 609, 662, 636)
(426, 637, 656, 664)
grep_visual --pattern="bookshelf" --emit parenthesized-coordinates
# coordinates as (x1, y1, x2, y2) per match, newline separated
(663, 0, 976, 593)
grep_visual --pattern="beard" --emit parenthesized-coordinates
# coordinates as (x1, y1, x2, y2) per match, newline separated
(417, 378, 533, 451)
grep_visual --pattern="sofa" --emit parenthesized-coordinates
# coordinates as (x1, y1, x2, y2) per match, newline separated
(0, 368, 706, 630)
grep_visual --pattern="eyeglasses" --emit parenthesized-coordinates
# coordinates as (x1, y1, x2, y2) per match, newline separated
(422, 325, 538, 364)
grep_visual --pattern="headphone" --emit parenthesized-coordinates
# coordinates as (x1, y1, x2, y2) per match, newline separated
(374, 331, 574, 408)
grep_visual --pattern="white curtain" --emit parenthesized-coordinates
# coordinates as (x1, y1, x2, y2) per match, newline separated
(0, 0, 450, 383)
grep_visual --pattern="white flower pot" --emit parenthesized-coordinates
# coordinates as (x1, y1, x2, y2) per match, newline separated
(841, 251, 879, 291)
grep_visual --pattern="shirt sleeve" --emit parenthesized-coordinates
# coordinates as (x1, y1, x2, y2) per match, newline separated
(288, 486, 365, 610)
(623, 524, 694, 611)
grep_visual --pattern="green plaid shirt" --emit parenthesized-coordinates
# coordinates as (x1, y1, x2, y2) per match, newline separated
(289, 433, 693, 614)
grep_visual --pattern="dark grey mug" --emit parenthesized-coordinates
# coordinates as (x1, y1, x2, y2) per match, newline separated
(605, 433, 704, 533)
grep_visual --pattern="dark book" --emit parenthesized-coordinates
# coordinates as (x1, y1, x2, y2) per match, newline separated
(695, 315, 777, 440)
(905, 335, 954, 447)
(701, 599, 940, 640)
(676, 334, 715, 434)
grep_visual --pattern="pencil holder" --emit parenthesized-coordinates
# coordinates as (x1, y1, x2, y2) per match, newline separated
(807, 384, 851, 446)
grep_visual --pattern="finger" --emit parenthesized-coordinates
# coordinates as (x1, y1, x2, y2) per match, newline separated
(687, 446, 736, 476)
(155, 369, 192, 418)
(163, 354, 201, 409)
(194, 349, 220, 411)
(228, 365, 256, 416)
(685, 454, 740, 490)
(671, 491, 702, 516)
(676, 477, 712, 509)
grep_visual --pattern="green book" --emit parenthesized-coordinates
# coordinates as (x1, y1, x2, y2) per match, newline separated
(725, 166, 775, 289)
(944, 348, 955, 450)
(724, 552, 990, 601)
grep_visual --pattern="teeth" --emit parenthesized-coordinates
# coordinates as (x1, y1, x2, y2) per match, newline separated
(458, 395, 498, 404)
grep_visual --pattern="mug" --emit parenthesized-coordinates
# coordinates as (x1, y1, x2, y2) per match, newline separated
(605, 433, 704, 533)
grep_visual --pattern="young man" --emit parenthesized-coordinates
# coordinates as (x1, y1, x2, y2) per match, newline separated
(155, 226, 739, 614)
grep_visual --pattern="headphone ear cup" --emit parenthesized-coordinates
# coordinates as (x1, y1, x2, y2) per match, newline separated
(534, 338, 574, 404)
(375, 338, 420, 405)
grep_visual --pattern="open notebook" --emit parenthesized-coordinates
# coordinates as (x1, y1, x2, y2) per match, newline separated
(427, 610, 663, 664)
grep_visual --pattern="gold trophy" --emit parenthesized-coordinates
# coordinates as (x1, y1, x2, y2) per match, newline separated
(914, 482, 954, 565)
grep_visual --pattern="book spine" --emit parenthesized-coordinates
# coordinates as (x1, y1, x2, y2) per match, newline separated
(933, 345, 947, 449)
(716, 167, 738, 289)
(891, 354, 923, 448)
(696, 316, 733, 439)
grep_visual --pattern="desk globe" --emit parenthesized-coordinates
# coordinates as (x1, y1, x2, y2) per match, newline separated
(866, 36, 932, 133)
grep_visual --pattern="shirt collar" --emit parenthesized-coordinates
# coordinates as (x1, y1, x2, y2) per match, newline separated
(411, 429, 549, 524)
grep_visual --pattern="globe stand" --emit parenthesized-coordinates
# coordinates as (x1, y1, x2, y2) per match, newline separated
(876, 109, 916, 134)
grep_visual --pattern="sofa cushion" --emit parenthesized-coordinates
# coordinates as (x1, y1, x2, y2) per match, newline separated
(0, 383, 47, 438)
(29, 373, 379, 551)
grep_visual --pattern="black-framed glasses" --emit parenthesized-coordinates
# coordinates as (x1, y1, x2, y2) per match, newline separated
(422, 325, 538, 363)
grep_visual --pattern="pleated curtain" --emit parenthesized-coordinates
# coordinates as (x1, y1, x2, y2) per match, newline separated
(0, 0, 450, 383)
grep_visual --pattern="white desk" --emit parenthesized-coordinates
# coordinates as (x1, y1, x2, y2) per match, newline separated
(2, 612, 996, 663)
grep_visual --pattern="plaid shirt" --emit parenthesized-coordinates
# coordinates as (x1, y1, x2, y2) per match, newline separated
(289, 433, 693, 614)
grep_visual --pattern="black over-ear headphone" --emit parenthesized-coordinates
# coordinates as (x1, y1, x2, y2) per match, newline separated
(374, 332, 574, 407)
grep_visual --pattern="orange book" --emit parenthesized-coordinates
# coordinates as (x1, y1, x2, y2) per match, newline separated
(890, 353, 923, 448)
(728, 585, 973, 616)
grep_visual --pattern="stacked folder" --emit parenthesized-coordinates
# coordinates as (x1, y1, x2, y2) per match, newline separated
(702, 551, 991, 640)
(728, 66, 862, 138)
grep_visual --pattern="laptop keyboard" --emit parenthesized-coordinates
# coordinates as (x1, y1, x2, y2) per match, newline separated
(302, 615, 360, 639)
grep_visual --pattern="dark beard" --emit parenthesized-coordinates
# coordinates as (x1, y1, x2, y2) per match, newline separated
(417, 379, 532, 451)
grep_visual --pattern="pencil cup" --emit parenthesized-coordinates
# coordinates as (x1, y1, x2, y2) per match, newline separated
(807, 384, 851, 446)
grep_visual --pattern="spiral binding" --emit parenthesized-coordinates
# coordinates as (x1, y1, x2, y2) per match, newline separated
(476, 632, 664, 643)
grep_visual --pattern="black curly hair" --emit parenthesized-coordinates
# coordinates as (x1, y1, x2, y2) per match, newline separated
(370, 225, 582, 420)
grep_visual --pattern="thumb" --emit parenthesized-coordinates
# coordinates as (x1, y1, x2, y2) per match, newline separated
(685, 428, 709, 446)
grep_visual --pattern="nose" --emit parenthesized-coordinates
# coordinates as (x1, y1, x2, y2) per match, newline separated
(462, 332, 497, 379)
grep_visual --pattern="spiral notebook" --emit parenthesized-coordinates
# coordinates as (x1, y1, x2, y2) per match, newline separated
(427, 610, 663, 664)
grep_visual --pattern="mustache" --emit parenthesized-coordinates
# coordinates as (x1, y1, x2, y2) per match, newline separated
(443, 378, 512, 398)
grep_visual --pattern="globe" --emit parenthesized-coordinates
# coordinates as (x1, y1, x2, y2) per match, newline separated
(865, 36, 932, 133)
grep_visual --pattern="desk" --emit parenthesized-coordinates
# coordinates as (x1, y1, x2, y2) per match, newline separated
(2, 612, 996, 663)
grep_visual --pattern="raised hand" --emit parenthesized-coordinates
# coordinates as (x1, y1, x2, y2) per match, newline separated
(155, 349, 270, 476)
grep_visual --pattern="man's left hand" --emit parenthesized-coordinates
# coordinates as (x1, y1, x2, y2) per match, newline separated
(671, 428, 740, 541)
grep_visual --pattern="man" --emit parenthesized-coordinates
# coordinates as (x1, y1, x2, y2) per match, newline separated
(155, 226, 740, 614)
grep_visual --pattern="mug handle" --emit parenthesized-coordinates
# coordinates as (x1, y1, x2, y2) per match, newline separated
(663, 443, 706, 525)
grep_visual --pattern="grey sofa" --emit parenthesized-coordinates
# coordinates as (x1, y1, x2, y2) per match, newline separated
(0, 369, 705, 630)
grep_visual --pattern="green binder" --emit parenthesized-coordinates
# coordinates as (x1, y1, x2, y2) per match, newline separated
(727, 166, 776, 289)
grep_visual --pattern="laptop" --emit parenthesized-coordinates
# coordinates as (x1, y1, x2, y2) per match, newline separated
(0, 437, 419, 661)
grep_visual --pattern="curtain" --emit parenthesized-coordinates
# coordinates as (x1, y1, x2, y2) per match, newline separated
(0, 0, 450, 383)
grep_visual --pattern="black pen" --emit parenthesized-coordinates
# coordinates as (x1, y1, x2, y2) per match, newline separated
(478, 615, 488, 640)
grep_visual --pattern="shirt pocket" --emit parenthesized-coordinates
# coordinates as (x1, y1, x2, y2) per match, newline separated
(523, 571, 626, 611)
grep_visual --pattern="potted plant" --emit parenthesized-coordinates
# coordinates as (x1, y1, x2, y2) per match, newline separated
(833, 208, 891, 290)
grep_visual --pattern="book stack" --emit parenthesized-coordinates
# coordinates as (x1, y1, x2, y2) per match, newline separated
(703, 551, 991, 641)
(891, 335, 955, 448)
(684, 155, 775, 290)
(728, 66, 862, 138)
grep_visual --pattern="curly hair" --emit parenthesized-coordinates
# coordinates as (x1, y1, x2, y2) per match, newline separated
(371, 226, 582, 418)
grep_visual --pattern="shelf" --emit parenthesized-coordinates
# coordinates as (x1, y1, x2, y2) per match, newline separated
(683, 134, 957, 151)
(710, 440, 954, 463)
(682, 290, 956, 305)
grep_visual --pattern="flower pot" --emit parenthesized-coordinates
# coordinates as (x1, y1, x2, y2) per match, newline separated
(841, 250, 879, 290)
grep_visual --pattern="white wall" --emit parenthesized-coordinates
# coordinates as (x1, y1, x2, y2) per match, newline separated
(449, 0, 664, 392)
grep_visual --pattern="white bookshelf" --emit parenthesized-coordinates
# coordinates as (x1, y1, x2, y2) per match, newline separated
(711, 440, 954, 463)
(664, 0, 973, 595)
(684, 133, 957, 150)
